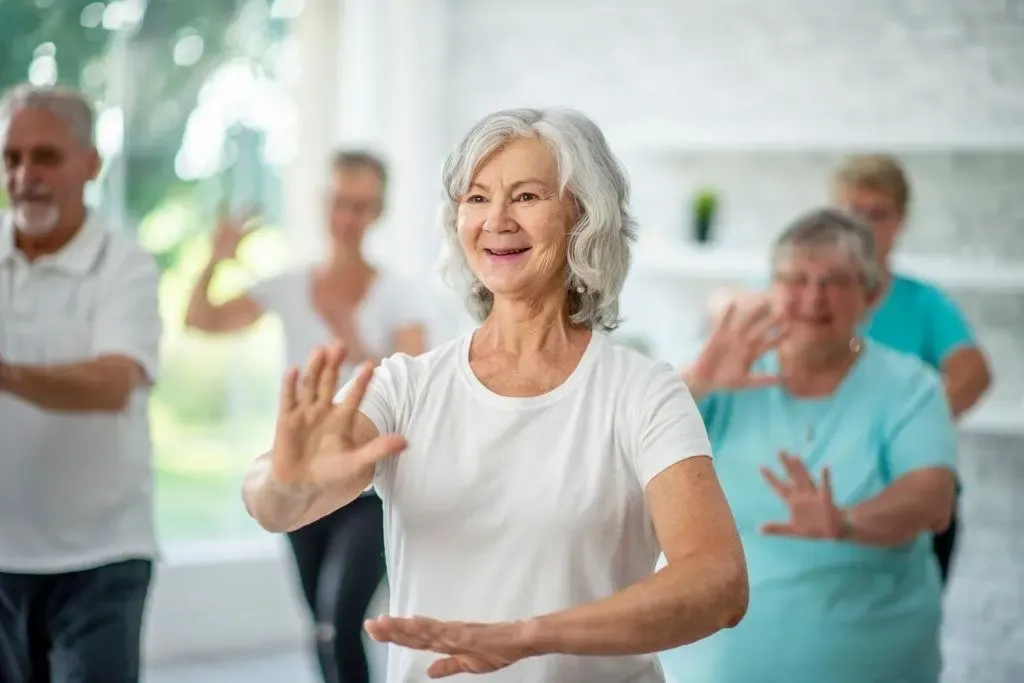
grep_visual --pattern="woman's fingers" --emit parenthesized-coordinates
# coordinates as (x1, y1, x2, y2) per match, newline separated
(334, 361, 376, 436)
(780, 451, 816, 491)
(760, 466, 791, 499)
(820, 467, 834, 502)
(752, 321, 791, 359)
(741, 372, 780, 389)
(352, 435, 407, 470)
(299, 348, 327, 406)
(315, 344, 347, 408)
(278, 366, 299, 413)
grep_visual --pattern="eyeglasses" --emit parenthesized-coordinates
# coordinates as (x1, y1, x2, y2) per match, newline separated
(772, 271, 861, 291)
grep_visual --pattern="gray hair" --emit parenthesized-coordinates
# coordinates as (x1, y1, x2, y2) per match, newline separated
(771, 207, 883, 291)
(0, 84, 95, 148)
(439, 108, 636, 331)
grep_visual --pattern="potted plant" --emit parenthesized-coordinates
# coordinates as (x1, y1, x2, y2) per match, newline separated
(691, 188, 718, 245)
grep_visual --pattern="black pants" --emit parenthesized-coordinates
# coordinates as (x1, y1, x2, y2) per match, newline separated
(0, 559, 152, 683)
(933, 514, 958, 586)
(287, 495, 386, 683)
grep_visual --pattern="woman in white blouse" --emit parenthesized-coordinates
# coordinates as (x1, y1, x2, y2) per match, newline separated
(243, 109, 748, 682)
(186, 151, 428, 683)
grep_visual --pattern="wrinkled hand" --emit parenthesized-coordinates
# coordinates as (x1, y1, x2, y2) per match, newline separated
(270, 344, 406, 488)
(210, 205, 260, 263)
(760, 451, 845, 540)
(685, 299, 789, 394)
(365, 615, 536, 679)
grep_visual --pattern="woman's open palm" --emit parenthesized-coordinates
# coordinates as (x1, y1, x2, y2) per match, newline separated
(689, 299, 788, 392)
(270, 344, 406, 489)
(760, 451, 845, 540)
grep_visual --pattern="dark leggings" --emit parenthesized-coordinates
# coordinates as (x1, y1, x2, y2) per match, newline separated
(932, 513, 958, 587)
(286, 495, 386, 683)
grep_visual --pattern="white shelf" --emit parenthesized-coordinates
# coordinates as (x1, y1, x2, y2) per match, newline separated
(633, 241, 1024, 293)
(611, 129, 1024, 155)
(961, 405, 1024, 438)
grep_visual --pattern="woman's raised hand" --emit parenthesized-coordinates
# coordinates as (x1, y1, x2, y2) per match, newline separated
(269, 344, 406, 490)
(760, 451, 846, 540)
(685, 298, 788, 395)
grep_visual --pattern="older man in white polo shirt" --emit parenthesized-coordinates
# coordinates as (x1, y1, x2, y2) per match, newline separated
(0, 84, 161, 683)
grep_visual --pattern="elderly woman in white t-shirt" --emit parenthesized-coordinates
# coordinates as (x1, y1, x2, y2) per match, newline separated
(243, 108, 748, 682)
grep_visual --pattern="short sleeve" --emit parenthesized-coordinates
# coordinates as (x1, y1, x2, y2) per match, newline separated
(881, 366, 957, 481)
(333, 352, 414, 493)
(923, 285, 977, 366)
(633, 362, 714, 488)
(92, 249, 162, 381)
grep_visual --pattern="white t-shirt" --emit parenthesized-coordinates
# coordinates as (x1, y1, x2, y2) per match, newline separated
(248, 267, 433, 382)
(0, 213, 162, 572)
(353, 331, 712, 683)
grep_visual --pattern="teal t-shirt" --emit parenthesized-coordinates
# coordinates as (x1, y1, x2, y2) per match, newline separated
(658, 342, 956, 683)
(861, 274, 977, 369)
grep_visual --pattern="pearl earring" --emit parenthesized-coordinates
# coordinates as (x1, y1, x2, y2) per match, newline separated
(849, 337, 862, 353)
(576, 284, 586, 294)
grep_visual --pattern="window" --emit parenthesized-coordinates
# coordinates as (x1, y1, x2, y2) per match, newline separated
(1, 0, 305, 544)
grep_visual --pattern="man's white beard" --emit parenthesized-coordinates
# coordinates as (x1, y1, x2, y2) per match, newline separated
(12, 200, 60, 236)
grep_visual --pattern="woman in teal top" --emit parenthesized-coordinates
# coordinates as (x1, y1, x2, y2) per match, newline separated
(832, 155, 991, 582)
(661, 207, 958, 683)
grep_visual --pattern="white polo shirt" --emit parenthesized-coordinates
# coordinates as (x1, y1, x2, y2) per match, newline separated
(0, 212, 162, 573)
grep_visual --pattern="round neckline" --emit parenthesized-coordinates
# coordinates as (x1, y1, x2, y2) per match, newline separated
(457, 330, 603, 409)
(772, 342, 872, 413)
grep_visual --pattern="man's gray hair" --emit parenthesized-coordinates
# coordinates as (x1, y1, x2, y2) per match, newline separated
(439, 108, 636, 331)
(771, 207, 883, 291)
(0, 84, 95, 148)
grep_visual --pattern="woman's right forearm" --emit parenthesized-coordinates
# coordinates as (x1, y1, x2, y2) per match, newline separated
(242, 456, 322, 533)
(242, 453, 370, 533)
(184, 260, 220, 329)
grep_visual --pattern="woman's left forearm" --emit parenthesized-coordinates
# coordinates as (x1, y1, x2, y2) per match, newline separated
(525, 555, 748, 656)
(844, 469, 956, 547)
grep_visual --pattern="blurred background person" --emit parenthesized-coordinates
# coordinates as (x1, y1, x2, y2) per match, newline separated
(185, 150, 430, 683)
(660, 208, 958, 683)
(0, 84, 162, 683)
(709, 156, 992, 585)
(831, 155, 991, 582)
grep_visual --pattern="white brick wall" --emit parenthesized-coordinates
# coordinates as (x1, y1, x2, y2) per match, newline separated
(439, 1, 1024, 680)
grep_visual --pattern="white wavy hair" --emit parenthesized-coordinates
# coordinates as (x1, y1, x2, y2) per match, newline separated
(439, 108, 636, 332)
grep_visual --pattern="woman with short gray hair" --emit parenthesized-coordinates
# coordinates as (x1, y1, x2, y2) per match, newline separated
(243, 108, 748, 682)
(659, 207, 957, 683)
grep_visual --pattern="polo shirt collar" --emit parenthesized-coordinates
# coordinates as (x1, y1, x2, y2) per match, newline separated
(0, 210, 108, 275)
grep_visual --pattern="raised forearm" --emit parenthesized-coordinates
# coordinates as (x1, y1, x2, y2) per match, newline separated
(845, 471, 956, 547)
(0, 358, 138, 412)
(242, 454, 367, 533)
(183, 261, 220, 329)
(529, 554, 748, 656)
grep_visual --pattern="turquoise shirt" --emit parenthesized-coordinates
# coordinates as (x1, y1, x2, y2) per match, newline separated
(659, 342, 957, 683)
(861, 274, 977, 369)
